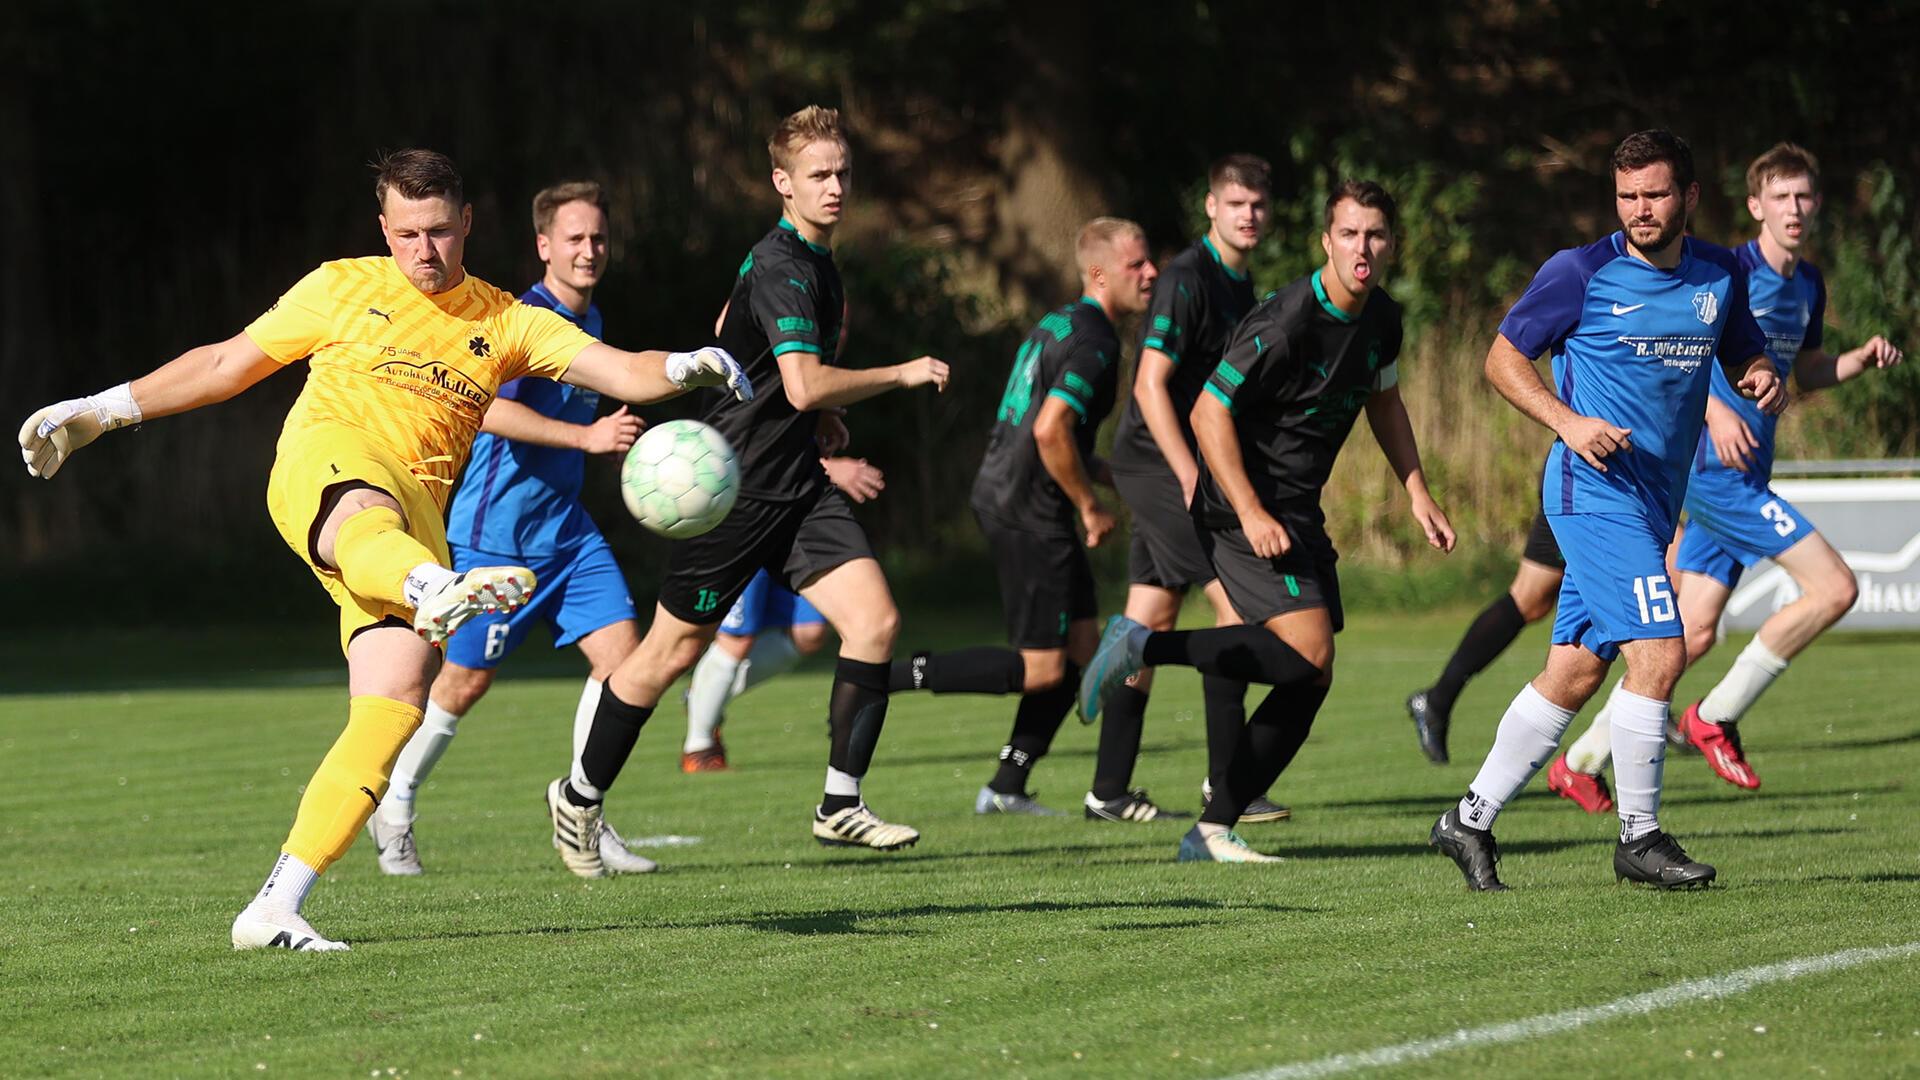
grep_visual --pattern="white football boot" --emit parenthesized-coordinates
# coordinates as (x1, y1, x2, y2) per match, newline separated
(812, 803, 920, 851)
(545, 777, 607, 878)
(231, 907, 350, 952)
(365, 814, 424, 876)
(593, 819, 659, 874)
(414, 567, 536, 647)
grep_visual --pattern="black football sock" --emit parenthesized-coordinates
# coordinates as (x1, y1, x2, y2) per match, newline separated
(1202, 675, 1249, 798)
(1089, 683, 1149, 801)
(1428, 594, 1527, 716)
(1200, 682, 1330, 826)
(1142, 625, 1320, 685)
(890, 647, 1027, 694)
(574, 683, 654, 803)
(989, 664, 1077, 794)
(824, 657, 891, 813)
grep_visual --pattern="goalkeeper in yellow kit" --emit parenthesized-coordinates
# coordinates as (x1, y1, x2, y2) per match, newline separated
(17, 150, 750, 951)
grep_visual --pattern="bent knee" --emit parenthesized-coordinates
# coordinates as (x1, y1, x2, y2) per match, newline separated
(1823, 574, 1860, 621)
(431, 663, 494, 714)
(839, 602, 900, 654)
(791, 623, 830, 654)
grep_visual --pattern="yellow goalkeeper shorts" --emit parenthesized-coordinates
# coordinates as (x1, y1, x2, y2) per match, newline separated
(265, 423, 453, 654)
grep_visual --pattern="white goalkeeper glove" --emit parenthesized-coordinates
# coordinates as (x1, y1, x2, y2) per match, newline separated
(18, 383, 143, 479)
(665, 347, 754, 402)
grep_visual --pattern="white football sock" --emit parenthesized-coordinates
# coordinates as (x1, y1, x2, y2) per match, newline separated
(1564, 677, 1622, 775)
(249, 851, 321, 916)
(1609, 686, 1669, 843)
(823, 766, 862, 799)
(384, 700, 462, 826)
(738, 631, 802, 694)
(572, 677, 601, 773)
(1697, 637, 1789, 725)
(1461, 683, 1577, 830)
(684, 647, 741, 753)
(402, 563, 458, 608)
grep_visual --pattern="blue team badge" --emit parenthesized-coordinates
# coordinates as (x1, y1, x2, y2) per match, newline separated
(1691, 289, 1719, 325)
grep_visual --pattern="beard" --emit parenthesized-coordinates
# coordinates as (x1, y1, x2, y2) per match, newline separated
(1629, 215, 1687, 255)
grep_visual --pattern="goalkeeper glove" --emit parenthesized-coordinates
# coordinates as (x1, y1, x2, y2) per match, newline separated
(19, 383, 142, 479)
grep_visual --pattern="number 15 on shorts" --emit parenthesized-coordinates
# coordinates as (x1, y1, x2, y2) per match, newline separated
(1633, 574, 1676, 625)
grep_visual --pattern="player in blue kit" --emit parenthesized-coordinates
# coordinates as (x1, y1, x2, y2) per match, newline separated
(366, 181, 659, 875)
(1430, 131, 1784, 891)
(1551, 143, 1901, 802)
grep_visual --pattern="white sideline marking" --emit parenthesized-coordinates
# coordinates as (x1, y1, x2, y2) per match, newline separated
(1220, 942, 1920, 1080)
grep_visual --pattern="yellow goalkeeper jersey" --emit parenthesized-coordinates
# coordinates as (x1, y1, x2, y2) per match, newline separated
(245, 256, 595, 504)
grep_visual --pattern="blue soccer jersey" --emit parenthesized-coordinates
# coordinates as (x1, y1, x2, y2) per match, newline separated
(1499, 232, 1768, 535)
(1693, 240, 1826, 484)
(446, 282, 606, 557)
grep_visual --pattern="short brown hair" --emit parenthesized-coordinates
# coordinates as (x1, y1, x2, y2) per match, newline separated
(1746, 142, 1821, 197)
(1324, 179, 1397, 233)
(531, 180, 608, 235)
(1076, 216, 1146, 269)
(372, 148, 464, 209)
(1209, 153, 1272, 195)
(1611, 129, 1695, 191)
(769, 105, 848, 173)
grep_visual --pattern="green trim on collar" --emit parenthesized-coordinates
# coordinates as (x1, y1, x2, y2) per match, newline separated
(1312, 267, 1359, 323)
(777, 217, 832, 255)
(1202, 234, 1249, 281)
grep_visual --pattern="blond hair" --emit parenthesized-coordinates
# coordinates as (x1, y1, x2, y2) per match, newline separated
(769, 105, 847, 172)
(1076, 216, 1145, 272)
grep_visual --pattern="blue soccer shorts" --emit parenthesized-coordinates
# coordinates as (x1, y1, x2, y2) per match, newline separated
(1675, 473, 1810, 589)
(444, 534, 636, 669)
(1547, 511, 1684, 661)
(718, 568, 824, 638)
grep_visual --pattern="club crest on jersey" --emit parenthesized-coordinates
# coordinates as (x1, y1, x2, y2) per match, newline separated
(1691, 289, 1720, 325)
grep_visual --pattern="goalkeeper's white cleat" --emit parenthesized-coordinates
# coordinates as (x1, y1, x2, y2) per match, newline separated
(596, 819, 660, 874)
(413, 566, 536, 647)
(365, 815, 425, 876)
(545, 777, 607, 879)
(812, 803, 920, 851)
(231, 907, 349, 952)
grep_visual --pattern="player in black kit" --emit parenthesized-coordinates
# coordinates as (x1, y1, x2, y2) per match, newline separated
(544, 106, 951, 871)
(1081, 181, 1457, 862)
(1099, 154, 1289, 825)
(957, 218, 1158, 815)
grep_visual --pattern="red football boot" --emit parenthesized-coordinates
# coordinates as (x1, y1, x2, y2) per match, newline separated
(1680, 701, 1760, 790)
(1547, 754, 1615, 813)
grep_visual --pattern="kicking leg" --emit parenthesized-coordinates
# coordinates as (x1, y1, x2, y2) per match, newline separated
(1410, 557, 1562, 764)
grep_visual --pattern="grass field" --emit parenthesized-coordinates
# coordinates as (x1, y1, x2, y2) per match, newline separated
(4, 611, 1919, 1078)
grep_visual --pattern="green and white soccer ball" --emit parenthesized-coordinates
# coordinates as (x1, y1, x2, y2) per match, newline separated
(620, 419, 740, 539)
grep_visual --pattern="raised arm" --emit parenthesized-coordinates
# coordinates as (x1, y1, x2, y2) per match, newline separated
(777, 351, 948, 411)
(1792, 335, 1903, 390)
(1364, 384, 1454, 552)
(481, 397, 642, 455)
(20, 330, 281, 479)
(1032, 396, 1113, 548)
(561, 342, 750, 405)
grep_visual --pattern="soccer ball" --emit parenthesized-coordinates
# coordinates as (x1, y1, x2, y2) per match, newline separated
(620, 420, 740, 538)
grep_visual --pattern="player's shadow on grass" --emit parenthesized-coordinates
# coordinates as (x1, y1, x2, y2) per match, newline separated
(720, 839, 1177, 872)
(858, 741, 1191, 771)
(727, 897, 1324, 936)
(362, 897, 1323, 943)
(1807, 871, 1920, 885)
(1781, 729, 1920, 752)
(1671, 782, 1901, 807)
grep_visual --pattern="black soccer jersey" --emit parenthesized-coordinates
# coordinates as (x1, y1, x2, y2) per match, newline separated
(704, 219, 846, 501)
(1197, 269, 1403, 519)
(1110, 237, 1256, 474)
(970, 297, 1120, 537)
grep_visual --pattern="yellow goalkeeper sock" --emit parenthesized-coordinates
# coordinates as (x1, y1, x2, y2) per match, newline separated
(282, 695, 424, 873)
(333, 505, 441, 607)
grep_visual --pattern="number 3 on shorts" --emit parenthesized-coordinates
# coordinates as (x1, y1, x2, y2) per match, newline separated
(1632, 574, 1675, 625)
(1761, 499, 1798, 538)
